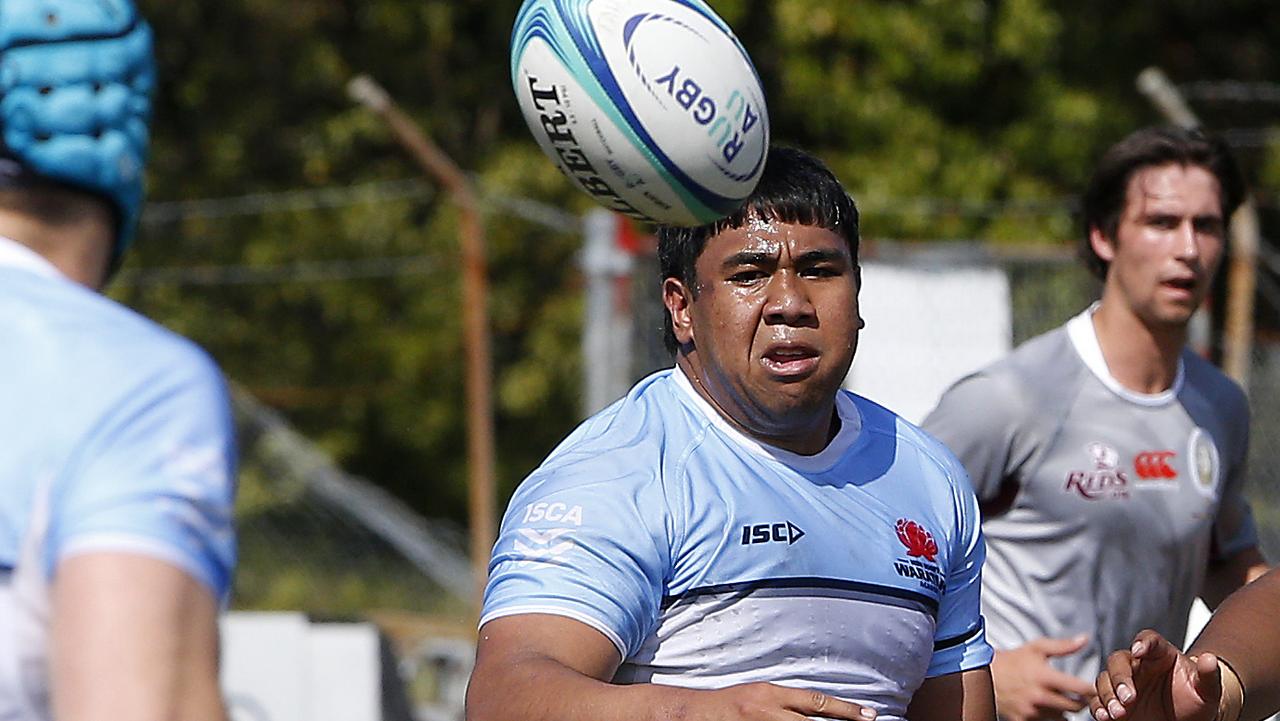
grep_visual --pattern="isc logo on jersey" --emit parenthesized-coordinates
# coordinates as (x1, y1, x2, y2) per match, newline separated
(510, 0, 770, 226)
(740, 521, 805, 546)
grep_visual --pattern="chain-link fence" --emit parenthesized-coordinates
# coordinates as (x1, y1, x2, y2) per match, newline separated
(229, 386, 475, 720)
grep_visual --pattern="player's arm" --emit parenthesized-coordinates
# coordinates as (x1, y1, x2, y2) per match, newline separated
(1092, 570, 1280, 721)
(466, 614, 879, 721)
(48, 348, 237, 721)
(1191, 566, 1280, 720)
(906, 667, 996, 721)
(1201, 546, 1268, 610)
(50, 553, 226, 721)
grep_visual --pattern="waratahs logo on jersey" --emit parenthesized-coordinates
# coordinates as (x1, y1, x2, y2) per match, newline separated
(893, 519, 944, 594)
(896, 519, 938, 561)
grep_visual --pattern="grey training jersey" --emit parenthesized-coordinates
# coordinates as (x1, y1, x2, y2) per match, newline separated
(923, 308, 1258, 695)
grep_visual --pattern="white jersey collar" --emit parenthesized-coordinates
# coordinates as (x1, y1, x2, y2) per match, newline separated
(1066, 304, 1183, 407)
(672, 365, 863, 472)
(0, 235, 65, 281)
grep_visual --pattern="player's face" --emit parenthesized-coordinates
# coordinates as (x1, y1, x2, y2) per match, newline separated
(665, 218, 861, 452)
(1092, 163, 1226, 329)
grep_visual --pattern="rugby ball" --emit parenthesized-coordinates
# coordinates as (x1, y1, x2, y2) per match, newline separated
(510, 0, 770, 226)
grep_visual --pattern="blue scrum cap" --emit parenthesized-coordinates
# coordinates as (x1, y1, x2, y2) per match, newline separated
(0, 0, 154, 259)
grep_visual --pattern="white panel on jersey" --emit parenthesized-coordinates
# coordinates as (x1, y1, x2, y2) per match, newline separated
(845, 263, 1011, 425)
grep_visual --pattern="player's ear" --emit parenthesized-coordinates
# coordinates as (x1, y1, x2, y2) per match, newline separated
(663, 277, 696, 346)
(1089, 225, 1116, 264)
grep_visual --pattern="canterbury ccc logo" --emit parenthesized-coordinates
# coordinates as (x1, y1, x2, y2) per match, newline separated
(1134, 451, 1178, 479)
(896, 519, 938, 562)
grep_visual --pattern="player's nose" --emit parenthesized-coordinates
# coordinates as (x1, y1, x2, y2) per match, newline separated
(763, 272, 816, 326)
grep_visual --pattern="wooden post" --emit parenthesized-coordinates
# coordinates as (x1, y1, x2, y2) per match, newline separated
(1136, 67, 1258, 389)
(348, 75, 497, 610)
(1223, 200, 1260, 385)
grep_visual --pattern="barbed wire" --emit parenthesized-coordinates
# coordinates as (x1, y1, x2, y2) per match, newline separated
(482, 190, 580, 230)
(860, 196, 1078, 218)
(138, 177, 1091, 230)
(115, 254, 440, 288)
(1180, 81, 1280, 104)
(117, 173, 1273, 291)
(1221, 128, 1277, 149)
(142, 178, 436, 225)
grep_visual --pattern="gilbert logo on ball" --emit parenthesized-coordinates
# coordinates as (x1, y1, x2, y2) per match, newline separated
(511, 0, 770, 226)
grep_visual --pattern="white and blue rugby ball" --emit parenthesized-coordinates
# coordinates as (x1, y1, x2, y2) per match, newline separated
(511, 0, 770, 226)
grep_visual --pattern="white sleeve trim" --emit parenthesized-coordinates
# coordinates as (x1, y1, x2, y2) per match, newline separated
(478, 605, 628, 659)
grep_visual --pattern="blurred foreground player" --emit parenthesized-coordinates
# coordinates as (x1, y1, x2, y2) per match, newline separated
(467, 147, 995, 721)
(0, 2, 237, 720)
(923, 126, 1269, 721)
(1091, 567, 1280, 721)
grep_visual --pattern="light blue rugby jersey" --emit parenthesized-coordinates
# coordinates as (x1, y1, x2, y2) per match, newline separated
(483, 368, 991, 719)
(0, 237, 236, 595)
(0, 238, 237, 718)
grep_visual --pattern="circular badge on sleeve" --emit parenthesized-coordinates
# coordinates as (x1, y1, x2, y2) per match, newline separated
(1187, 427, 1220, 498)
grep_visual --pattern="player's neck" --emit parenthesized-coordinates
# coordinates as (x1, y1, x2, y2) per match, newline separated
(675, 357, 838, 456)
(1090, 299, 1186, 394)
(0, 210, 113, 289)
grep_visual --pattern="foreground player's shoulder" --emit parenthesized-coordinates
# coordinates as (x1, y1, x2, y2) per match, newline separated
(853, 393, 970, 492)
(849, 394, 982, 572)
(55, 279, 227, 396)
(14, 278, 232, 449)
(107, 301, 222, 380)
(37, 294, 237, 599)
(485, 375, 700, 654)
(510, 370, 703, 522)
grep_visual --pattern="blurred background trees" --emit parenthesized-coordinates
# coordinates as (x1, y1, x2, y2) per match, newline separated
(117, 0, 1280, 533)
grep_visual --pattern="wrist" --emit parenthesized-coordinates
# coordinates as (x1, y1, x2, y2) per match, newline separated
(1216, 656, 1245, 721)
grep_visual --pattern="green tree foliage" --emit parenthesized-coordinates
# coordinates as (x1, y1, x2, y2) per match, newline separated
(114, 0, 1280, 527)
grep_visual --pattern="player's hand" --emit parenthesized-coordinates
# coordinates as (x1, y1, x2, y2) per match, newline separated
(1090, 629, 1220, 721)
(991, 636, 1096, 721)
(679, 681, 878, 720)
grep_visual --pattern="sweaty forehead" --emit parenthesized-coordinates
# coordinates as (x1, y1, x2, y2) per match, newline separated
(711, 217, 849, 255)
(1125, 163, 1223, 217)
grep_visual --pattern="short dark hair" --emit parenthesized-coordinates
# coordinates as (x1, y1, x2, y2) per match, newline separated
(1080, 126, 1246, 280)
(656, 146, 859, 353)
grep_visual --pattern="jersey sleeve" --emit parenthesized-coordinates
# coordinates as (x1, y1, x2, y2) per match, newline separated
(46, 345, 238, 601)
(1211, 404, 1260, 563)
(922, 371, 1030, 503)
(481, 467, 671, 660)
(927, 458, 994, 677)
